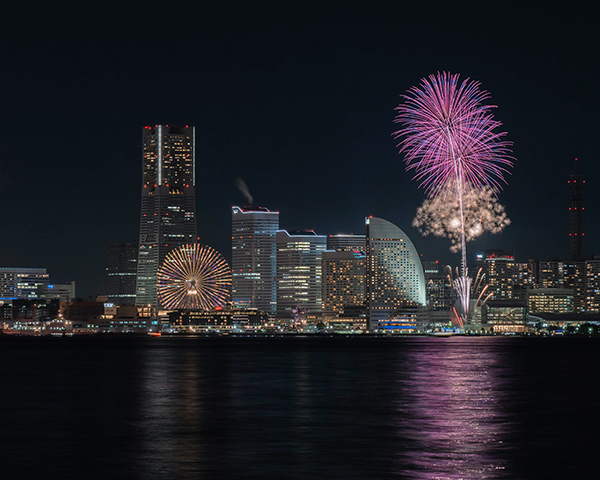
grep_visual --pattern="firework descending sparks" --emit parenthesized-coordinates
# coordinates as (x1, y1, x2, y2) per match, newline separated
(394, 72, 514, 325)
(157, 244, 231, 310)
(413, 186, 511, 253)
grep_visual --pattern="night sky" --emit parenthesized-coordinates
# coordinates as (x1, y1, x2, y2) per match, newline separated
(1, 4, 598, 297)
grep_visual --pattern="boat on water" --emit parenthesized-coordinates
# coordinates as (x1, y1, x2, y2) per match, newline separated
(429, 330, 455, 337)
(147, 332, 162, 337)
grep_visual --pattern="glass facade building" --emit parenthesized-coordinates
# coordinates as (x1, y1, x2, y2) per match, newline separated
(231, 206, 279, 314)
(135, 125, 197, 307)
(105, 242, 138, 305)
(276, 230, 327, 319)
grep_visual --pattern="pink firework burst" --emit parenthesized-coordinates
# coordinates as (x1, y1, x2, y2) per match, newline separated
(393, 72, 513, 197)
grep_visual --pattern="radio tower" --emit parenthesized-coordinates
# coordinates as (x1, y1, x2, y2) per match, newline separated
(569, 158, 584, 260)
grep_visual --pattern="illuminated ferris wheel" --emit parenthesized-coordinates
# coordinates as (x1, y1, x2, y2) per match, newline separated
(156, 244, 231, 310)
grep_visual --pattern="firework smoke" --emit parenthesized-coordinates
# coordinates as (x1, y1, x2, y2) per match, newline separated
(235, 177, 253, 205)
(413, 186, 510, 253)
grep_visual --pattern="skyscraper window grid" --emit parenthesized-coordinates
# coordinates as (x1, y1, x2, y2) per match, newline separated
(231, 206, 279, 314)
(136, 125, 197, 307)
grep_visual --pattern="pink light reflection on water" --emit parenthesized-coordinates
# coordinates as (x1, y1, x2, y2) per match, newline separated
(394, 338, 511, 479)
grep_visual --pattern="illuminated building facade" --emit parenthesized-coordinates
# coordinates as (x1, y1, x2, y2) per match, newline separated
(105, 242, 138, 305)
(168, 307, 269, 332)
(422, 260, 453, 311)
(136, 125, 197, 307)
(586, 257, 600, 312)
(528, 288, 574, 314)
(276, 230, 327, 318)
(231, 206, 279, 314)
(538, 260, 586, 312)
(321, 250, 366, 315)
(327, 234, 366, 252)
(0, 267, 49, 300)
(365, 217, 426, 331)
(477, 251, 535, 300)
(483, 299, 528, 333)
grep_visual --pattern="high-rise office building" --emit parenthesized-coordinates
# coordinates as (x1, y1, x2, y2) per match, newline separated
(136, 125, 197, 307)
(0, 267, 49, 300)
(422, 260, 453, 311)
(231, 206, 279, 314)
(321, 250, 366, 315)
(365, 217, 426, 331)
(105, 242, 138, 305)
(276, 229, 327, 318)
(327, 234, 366, 252)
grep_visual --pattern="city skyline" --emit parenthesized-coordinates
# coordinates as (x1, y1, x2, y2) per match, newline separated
(1, 5, 599, 296)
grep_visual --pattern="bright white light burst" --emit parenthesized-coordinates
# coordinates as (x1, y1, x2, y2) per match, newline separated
(412, 186, 510, 253)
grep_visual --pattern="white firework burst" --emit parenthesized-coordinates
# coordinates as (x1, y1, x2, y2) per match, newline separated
(413, 186, 510, 253)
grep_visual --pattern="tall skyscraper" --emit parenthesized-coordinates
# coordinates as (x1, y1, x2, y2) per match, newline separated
(105, 242, 138, 305)
(569, 158, 584, 260)
(231, 206, 279, 314)
(136, 125, 197, 307)
(365, 217, 426, 331)
(276, 229, 327, 318)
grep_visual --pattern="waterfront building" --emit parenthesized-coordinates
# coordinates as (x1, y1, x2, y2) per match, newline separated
(0, 267, 49, 300)
(321, 250, 366, 315)
(136, 125, 197, 307)
(482, 299, 528, 333)
(327, 234, 366, 252)
(586, 257, 600, 312)
(9, 298, 60, 321)
(538, 260, 586, 312)
(365, 216, 426, 331)
(231, 206, 279, 314)
(168, 307, 269, 332)
(422, 260, 453, 311)
(528, 288, 574, 314)
(477, 251, 535, 300)
(276, 229, 327, 319)
(105, 242, 138, 305)
(45, 282, 76, 303)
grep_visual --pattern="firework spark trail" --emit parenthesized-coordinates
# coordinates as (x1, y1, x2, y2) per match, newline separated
(157, 244, 231, 310)
(394, 72, 514, 324)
